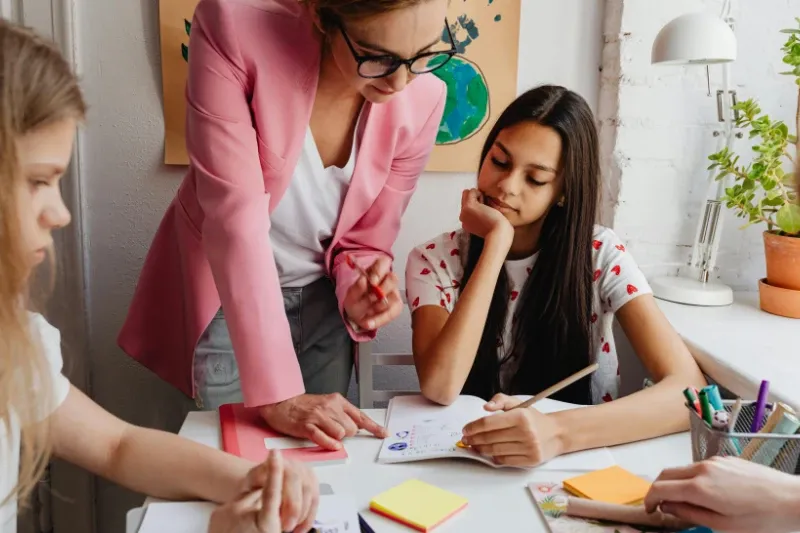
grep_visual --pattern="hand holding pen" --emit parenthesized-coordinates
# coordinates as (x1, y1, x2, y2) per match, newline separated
(341, 253, 403, 331)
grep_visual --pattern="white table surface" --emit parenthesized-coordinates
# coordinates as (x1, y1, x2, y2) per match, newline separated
(149, 409, 690, 533)
(656, 292, 800, 409)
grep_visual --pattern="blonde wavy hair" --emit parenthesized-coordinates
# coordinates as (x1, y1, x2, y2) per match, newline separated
(0, 19, 85, 506)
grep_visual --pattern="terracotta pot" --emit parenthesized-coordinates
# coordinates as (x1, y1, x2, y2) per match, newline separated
(759, 279, 800, 319)
(763, 231, 800, 291)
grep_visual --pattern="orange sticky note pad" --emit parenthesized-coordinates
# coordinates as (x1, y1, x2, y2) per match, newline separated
(563, 466, 651, 505)
(370, 479, 468, 532)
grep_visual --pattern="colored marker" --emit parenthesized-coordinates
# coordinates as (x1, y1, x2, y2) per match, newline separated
(751, 380, 770, 433)
(702, 384, 724, 411)
(683, 387, 701, 415)
(698, 390, 714, 426)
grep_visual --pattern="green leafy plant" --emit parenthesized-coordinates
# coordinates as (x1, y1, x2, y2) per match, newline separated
(708, 18, 800, 236)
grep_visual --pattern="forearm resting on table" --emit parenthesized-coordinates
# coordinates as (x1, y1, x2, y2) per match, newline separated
(103, 424, 253, 503)
(552, 374, 704, 454)
(415, 239, 507, 405)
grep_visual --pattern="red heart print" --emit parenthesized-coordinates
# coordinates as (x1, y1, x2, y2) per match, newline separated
(450, 231, 457, 240)
(452, 279, 461, 288)
(616, 244, 626, 252)
(510, 291, 519, 301)
(593, 269, 601, 282)
(440, 260, 447, 269)
(420, 268, 431, 275)
(526, 267, 533, 275)
(426, 243, 436, 250)
(412, 297, 420, 308)
(436, 285, 444, 292)
(627, 284, 638, 295)
(602, 342, 610, 353)
(440, 299, 446, 307)
(421, 254, 427, 261)
(602, 393, 613, 403)
(611, 265, 621, 276)
(592, 240, 602, 250)
(600, 337, 604, 343)
(450, 249, 459, 256)
(590, 313, 598, 323)
(446, 293, 452, 303)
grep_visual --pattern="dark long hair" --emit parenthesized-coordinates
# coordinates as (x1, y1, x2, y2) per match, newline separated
(461, 85, 599, 405)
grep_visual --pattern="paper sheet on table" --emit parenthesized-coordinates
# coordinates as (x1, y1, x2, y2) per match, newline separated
(136, 492, 359, 533)
(137, 502, 214, 533)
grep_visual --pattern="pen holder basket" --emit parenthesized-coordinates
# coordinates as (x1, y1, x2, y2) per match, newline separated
(689, 400, 800, 475)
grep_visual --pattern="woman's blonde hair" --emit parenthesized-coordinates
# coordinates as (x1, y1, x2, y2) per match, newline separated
(0, 18, 85, 506)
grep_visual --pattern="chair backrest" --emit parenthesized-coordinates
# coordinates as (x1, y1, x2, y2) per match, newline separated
(356, 340, 417, 409)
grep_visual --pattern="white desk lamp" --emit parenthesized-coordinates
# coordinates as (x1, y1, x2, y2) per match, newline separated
(649, 7, 738, 307)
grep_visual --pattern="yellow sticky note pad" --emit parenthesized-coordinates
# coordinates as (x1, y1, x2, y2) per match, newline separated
(370, 479, 468, 532)
(563, 466, 651, 505)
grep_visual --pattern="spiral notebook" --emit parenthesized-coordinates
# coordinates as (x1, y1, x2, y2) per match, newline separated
(377, 395, 615, 470)
(219, 403, 348, 465)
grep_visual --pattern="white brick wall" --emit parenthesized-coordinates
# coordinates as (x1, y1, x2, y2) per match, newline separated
(603, 0, 798, 290)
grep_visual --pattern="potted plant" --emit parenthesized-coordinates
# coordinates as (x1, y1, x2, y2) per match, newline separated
(708, 20, 800, 318)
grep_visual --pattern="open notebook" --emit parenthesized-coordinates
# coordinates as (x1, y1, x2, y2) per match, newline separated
(378, 395, 615, 471)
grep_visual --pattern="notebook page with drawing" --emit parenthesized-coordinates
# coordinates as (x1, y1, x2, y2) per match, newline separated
(378, 395, 615, 471)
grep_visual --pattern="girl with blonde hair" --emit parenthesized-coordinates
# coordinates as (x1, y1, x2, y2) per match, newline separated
(0, 19, 317, 533)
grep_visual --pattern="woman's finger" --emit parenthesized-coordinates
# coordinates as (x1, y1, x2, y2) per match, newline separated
(295, 469, 320, 533)
(304, 423, 343, 451)
(461, 426, 520, 447)
(257, 450, 284, 532)
(471, 441, 529, 457)
(484, 394, 520, 411)
(279, 461, 303, 532)
(659, 502, 730, 531)
(365, 256, 392, 286)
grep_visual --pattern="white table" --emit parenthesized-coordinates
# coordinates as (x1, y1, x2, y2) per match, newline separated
(129, 409, 691, 533)
(656, 292, 800, 409)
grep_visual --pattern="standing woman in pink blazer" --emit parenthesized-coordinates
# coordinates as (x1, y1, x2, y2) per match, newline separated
(119, 0, 450, 448)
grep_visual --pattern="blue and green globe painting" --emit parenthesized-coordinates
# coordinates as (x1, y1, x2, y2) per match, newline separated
(432, 55, 490, 145)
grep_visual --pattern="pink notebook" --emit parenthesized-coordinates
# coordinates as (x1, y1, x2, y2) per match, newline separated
(219, 403, 348, 465)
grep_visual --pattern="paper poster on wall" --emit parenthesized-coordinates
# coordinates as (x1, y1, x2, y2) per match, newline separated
(158, 0, 520, 170)
(427, 0, 521, 172)
(158, 0, 197, 165)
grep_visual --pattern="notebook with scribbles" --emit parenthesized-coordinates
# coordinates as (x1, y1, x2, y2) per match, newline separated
(529, 483, 705, 533)
(377, 395, 615, 470)
(219, 403, 347, 465)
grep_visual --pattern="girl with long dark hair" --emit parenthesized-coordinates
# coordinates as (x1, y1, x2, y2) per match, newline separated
(406, 85, 706, 468)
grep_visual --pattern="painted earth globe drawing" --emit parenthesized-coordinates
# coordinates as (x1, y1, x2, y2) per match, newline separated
(432, 55, 490, 145)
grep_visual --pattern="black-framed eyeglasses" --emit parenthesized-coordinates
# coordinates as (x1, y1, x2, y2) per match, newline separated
(339, 19, 457, 79)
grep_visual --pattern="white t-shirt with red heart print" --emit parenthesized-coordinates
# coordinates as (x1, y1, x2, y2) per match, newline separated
(405, 226, 652, 405)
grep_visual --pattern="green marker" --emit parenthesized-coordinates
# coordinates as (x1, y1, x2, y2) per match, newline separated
(698, 390, 714, 426)
(683, 387, 701, 415)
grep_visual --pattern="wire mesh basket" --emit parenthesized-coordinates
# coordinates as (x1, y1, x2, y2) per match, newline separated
(689, 399, 800, 475)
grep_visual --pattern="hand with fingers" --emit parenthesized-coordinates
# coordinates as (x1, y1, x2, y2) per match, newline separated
(343, 255, 403, 332)
(208, 450, 318, 533)
(459, 393, 565, 468)
(259, 393, 388, 450)
(644, 456, 800, 533)
(459, 188, 513, 246)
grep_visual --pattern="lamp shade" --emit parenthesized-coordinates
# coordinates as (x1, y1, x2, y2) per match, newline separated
(652, 12, 737, 65)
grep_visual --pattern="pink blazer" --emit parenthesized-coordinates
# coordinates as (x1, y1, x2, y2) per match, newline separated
(118, 0, 446, 407)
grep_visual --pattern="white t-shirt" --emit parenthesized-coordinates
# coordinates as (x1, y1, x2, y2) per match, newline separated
(405, 226, 652, 404)
(1, 314, 71, 533)
(269, 119, 360, 287)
